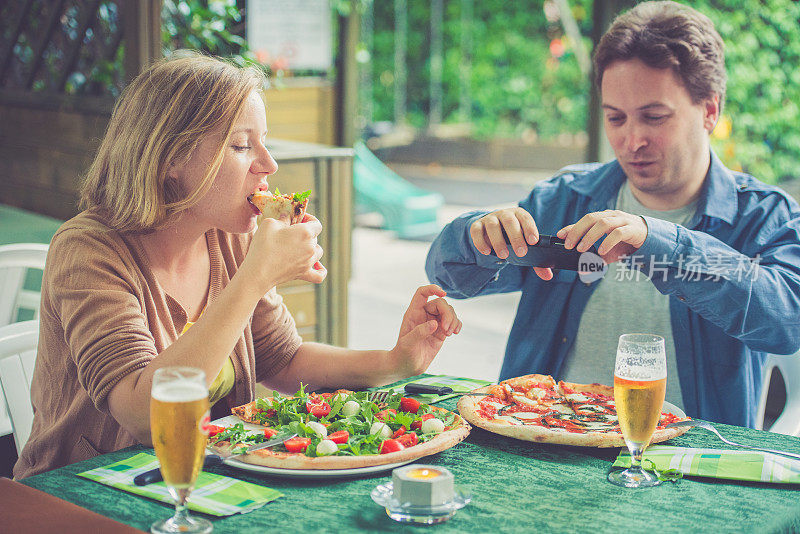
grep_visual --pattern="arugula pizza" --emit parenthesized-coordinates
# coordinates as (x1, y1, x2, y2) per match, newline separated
(208, 386, 471, 469)
(457, 373, 689, 447)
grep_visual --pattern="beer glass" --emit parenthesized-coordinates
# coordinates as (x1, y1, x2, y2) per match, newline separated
(150, 367, 213, 533)
(607, 334, 667, 488)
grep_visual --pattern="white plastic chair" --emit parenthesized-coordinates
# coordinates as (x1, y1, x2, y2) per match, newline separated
(0, 243, 47, 440)
(0, 320, 39, 453)
(0, 243, 49, 326)
(756, 353, 800, 436)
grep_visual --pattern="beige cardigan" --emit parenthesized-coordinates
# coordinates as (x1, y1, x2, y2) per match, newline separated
(14, 210, 301, 478)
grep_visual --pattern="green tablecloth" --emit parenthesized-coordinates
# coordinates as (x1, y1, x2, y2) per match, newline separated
(19, 390, 800, 533)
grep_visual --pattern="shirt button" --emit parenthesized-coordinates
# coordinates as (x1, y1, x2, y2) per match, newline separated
(562, 337, 568, 343)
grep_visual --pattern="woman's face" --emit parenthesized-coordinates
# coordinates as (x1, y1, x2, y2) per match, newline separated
(173, 90, 277, 233)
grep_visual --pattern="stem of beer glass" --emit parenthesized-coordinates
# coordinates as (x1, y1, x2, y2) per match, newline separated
(628, 442, 644, 470)
(173, 488, 191, 522)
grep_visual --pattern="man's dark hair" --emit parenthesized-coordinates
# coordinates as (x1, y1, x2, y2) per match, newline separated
(593, 1, 726, 112)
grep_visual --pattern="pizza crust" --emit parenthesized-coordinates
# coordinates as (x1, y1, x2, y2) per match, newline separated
(457, 378, 690, 448)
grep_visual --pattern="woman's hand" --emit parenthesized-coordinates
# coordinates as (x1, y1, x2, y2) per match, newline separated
(470, 207, 552, 280)
(388, 284, 462, 377)
(243, 212, 326, 293)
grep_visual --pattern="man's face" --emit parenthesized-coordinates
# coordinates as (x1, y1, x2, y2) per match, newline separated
(601, 59, 718, 207)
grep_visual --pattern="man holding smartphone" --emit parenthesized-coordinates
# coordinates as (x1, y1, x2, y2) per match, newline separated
(425, 1, 800, 427)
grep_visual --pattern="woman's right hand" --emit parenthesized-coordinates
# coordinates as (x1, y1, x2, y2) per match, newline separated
(469, 207, 552, 280)
(244, 212, 326, 292)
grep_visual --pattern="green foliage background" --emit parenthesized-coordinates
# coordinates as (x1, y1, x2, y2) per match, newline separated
(369, 0, 593, 141)
(31, 0, 794, 183)
(698, 0, 800, 183)
(368, 0, 800, 183)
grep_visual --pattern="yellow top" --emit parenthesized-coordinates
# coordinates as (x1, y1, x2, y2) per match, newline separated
(181, 318, 235, 405)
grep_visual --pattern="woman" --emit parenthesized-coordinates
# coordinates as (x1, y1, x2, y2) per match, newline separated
(14, 51, 461, 478)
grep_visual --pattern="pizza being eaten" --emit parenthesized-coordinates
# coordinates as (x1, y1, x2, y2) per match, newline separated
(457, 373, 690, 447)
(248, 188, 311, 224)
(208, 386, 471, 469)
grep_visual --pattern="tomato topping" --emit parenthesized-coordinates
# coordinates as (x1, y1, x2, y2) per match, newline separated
(379, 439, 405, 454)
(375, 408, 397, 421)
(283, 437, 312, 453)
(263, 427, 278, 439)
(205, 424, 226, 437)
(306, 400, 331, 418)
(410, 413, 434, 430)
(328, 430, 350, 444)
(391, 426, 406, 439)
(399, 397, 421, 414)
(396, 432, 419, 448)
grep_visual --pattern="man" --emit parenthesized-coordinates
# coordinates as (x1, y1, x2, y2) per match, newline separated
(425, 1, 800, 427)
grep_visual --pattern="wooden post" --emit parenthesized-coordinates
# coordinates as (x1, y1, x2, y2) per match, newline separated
(394, 0, 407, 125)
(335, 1, 360, 147)
(586, 0, 634, 163)
(122, 0, 163, 84)
(428, 0, 443, 130)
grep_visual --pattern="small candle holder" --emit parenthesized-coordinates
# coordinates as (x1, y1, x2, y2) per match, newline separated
(371, 464, 471, 524)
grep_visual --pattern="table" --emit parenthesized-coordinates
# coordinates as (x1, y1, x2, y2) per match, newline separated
(18, 392, 800, 533)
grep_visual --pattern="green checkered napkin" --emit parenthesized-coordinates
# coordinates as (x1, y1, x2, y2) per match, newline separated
(380, 374, 493, 403)
(613, 445, 800, 484)
(78, 453, 283, 516)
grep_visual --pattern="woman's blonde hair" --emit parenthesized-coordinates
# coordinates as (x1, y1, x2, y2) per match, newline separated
(80, 50, 267, 231)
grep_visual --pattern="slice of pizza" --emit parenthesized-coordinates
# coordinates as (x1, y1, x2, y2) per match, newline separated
(248, 188, 311, 224)
(558, 380, 619, 433)
(486, 374, 583, 428)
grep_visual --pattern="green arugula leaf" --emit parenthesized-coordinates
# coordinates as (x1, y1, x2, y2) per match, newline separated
(292, 190, 311, 202)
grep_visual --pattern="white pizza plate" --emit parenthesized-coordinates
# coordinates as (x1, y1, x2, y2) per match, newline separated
(209, 416, 415, 479)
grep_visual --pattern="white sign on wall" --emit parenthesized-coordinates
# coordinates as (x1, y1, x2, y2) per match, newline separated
(246, 0, 333, 71)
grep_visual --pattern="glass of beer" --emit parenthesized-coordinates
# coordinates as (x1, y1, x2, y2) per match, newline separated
(150, 367, 213, 534)
(607, 334, 667, 488)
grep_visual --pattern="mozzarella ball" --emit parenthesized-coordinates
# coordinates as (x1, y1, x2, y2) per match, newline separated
(370, 421, 392, 439)
(421, 417, 445, 434)
(342, 400, 361, 417)
(316, 439, 339, 455)
(306, 420, 328, 438)
(333, 392, 349, 403)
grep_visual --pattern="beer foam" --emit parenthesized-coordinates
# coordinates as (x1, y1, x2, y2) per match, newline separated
(152, 381, 207, 402)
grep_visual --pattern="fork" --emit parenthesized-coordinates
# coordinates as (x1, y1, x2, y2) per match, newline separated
(368, 391, 392, 404)
(666, 420, 800, 461)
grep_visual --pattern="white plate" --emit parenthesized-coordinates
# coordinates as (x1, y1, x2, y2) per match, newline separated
(209, 416, 415, 479)
(221, 457, 416, 479)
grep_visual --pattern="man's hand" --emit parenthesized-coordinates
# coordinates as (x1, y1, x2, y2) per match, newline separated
(469, 207, 553, 280)
(390, 285, 462, 377)
(556, 210, 648, 264)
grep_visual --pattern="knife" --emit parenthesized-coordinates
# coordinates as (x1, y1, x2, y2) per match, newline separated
(404, 383, 454, 395)
(403, 383, 492, 397)
(134, 432, 297, 486)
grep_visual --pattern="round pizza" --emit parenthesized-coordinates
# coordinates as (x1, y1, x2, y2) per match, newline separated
(457, 373, 690, 448)
(208, 386, 470, 469)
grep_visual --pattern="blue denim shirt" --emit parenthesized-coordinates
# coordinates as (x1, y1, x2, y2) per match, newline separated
(426, 151, 800, 427)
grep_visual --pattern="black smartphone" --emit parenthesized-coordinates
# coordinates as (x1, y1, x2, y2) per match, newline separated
(502, 234, 584, 270)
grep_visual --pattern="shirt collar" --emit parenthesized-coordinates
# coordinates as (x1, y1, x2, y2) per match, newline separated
(567, 150, 738, 225)
(697, 149, 738, 225)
